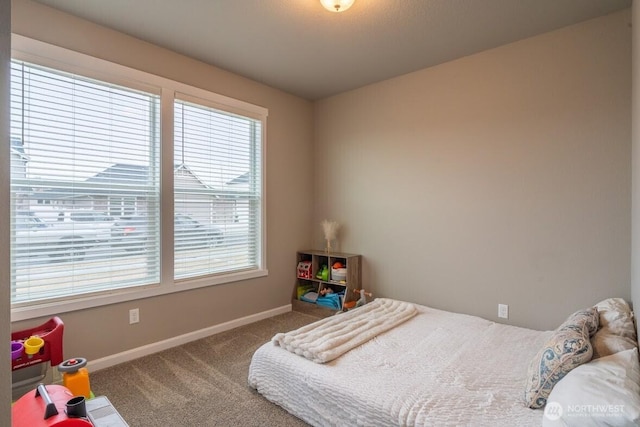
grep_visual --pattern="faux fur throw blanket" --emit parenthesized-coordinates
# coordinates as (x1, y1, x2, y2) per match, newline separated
(272, 298, 417, 363)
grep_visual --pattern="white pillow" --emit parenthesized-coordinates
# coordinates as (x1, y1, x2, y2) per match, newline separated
(591, 332, 637, 359)
(594, 298, 635, 338)
(542, 348, 640, 427)
(592, 298, 637, 359)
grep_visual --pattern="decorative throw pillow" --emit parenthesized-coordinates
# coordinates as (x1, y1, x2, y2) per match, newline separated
(524, 308, 597, 409)
(542, 348, 640, 427)
(557, 307, 599, 337)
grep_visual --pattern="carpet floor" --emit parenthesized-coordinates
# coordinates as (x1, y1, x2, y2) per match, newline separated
(90, 311, 321, 426)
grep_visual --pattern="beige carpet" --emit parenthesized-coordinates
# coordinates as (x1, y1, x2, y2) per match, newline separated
(90, 311, 322, 426)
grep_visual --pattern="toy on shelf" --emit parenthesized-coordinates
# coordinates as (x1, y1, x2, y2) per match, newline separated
(296, 260, 312, 279)
(316, 265, 329, 281)
(316, 290, 344, 310)
(300, 291, 319, 303)
(340, 289, 373, 311)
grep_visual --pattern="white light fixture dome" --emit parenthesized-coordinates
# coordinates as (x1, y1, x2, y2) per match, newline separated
(320, 0, 355, 13)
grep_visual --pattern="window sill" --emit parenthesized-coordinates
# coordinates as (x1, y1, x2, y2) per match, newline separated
(10, 268, 268, 322)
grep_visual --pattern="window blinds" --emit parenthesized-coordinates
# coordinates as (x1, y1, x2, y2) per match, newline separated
(174, 97, 262, 280)
(10, 60, 161, 305)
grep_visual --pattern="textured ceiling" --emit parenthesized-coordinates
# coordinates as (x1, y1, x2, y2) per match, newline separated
(33, 0, 631, 100)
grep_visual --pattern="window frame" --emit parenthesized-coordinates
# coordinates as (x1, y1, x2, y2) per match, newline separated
(10, 35, 268, 322)
(172, 95, 264, 281)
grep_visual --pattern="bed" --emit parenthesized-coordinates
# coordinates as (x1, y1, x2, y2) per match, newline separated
(248, 298, 640, 427)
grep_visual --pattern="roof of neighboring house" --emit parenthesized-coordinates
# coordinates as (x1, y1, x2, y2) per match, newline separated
(227, 172, 249, 186)
(84, 163, 149, 185)
(174, 163, 211, 190)
(23, 163, 253, 200)
(35, 163, 217, 199)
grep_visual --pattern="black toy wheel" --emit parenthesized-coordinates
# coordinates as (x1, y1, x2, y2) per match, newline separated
(58, 357, 87, 373)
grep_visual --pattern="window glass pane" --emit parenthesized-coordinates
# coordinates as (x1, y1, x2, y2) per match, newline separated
(174, 99, 262, 279)
(10, 60, 160, 305)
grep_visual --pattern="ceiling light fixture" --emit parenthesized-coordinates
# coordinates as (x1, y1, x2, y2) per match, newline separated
(320, 0, 355, 13)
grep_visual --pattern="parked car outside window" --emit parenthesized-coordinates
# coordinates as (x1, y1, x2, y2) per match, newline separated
(53, 210, 115, 242)
(14, 211, 113, 261)
(110, 213, 223, 251)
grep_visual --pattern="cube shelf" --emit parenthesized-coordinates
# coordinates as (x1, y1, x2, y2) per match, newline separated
(294, 250, 362, 312)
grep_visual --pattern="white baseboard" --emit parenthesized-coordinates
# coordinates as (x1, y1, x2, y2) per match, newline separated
(88, 304, 292, 372)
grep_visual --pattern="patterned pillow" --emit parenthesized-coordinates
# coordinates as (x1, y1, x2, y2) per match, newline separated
(524, 309, 597, 409)
(557, 307, 599, 337)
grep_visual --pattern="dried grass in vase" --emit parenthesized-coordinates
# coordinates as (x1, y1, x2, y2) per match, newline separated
(321, 220, 340, 255)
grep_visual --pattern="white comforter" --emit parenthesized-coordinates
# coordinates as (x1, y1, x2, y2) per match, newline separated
(249, 302, 552, 427)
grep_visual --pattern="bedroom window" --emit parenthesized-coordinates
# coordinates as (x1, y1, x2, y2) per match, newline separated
(174, 97, 262, 280)
(10, 60, 161, 306)
(9, 36, 267, 319)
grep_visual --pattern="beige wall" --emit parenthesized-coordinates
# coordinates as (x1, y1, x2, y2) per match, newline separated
(9, 0, 314, 360)
(1, 0, 11, 422)
(314, 10, 632, 330)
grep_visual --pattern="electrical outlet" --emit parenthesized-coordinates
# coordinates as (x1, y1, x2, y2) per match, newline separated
(498, 304, 509, 319)
(129, 308, 140, 324)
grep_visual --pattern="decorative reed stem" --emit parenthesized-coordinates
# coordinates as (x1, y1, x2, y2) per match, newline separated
(321, 220, 340, 255)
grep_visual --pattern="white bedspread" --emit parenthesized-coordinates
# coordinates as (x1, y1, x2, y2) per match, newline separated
(249, 301, 552, 427)
(272, 298, 417, 363)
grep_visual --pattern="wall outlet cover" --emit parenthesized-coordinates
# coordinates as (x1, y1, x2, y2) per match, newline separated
(498, 304, 509, 319)
(129, 308, 140, 324)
